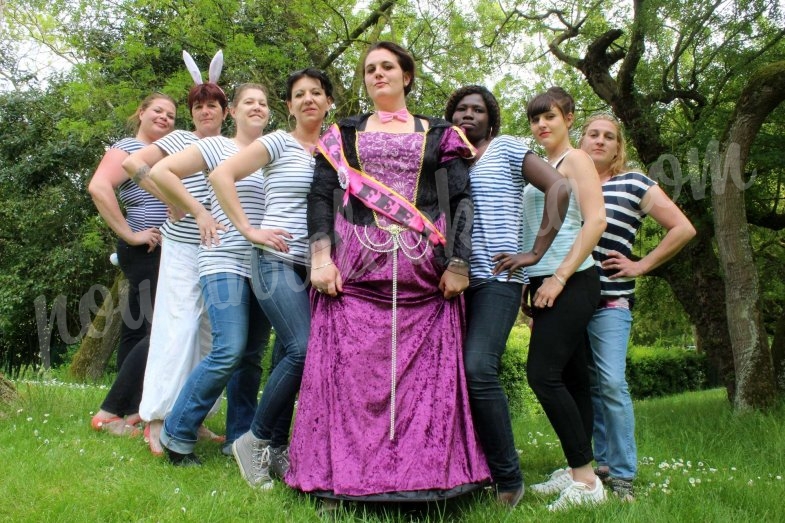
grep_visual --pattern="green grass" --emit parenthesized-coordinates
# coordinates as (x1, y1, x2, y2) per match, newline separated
(1, 378, 783, 522)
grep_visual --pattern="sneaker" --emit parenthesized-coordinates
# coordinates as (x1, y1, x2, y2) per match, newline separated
(547, 478, 608, 512)
(269, 445, 290, 480)
(232, 431, 273, 489)
(610, 478, 635, 502)
(594, 467, 611, 485)
(530, 468, 572, 495)
(164, 447, 202, 467)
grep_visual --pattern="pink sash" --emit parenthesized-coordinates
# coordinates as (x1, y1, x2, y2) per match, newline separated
(316, 124, 446, 246)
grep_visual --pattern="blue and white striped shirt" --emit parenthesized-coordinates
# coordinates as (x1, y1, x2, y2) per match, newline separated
(156, 130, 210, 244)
(195, 136, 266, 278)
(468, 135, 531, 285)
(594, 171, 656, 297)
(255, 131, 315, 265)
(113, 137, 167, 232)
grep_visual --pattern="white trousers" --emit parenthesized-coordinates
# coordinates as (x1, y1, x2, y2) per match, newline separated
(139, 239, 213, 421)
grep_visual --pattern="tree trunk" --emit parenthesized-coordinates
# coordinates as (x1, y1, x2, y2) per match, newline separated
(0, 374, 18, 405)
(69, 274, 126, 381)
(554, 16, 740, 402)
(771, 314, 785, 394)
(654, 222, 736, 399)
(712, 62, 785, 410)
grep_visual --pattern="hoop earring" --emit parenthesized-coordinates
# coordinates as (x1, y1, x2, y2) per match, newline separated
(287, 114, 296, 130)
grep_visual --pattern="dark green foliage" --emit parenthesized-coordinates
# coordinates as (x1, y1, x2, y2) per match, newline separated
(627, 346, 712, 399)
(0, 88, 116, 373)
(499, 335, 532, 416)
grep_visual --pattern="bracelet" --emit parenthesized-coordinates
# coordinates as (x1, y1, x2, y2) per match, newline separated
(312, 261, 333, 270)
(552, 273, 566, 287)
(447, 257, 469, 268)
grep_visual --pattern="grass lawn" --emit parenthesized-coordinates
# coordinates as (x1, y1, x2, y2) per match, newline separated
(1, 378, 783, 522)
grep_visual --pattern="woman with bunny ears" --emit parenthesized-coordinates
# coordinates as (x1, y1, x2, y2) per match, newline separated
(149, 83, 277, 466)
(122, 50, 230, 457)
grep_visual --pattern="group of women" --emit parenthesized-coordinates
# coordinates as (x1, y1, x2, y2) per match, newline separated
(88, 40, 694, 512)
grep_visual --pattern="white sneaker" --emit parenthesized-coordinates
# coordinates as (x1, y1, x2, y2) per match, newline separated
(547, 478, 608, 511)
(530, 468, 572, 495)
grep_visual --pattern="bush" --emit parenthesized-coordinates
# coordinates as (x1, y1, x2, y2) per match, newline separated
(498, 324, 711, 417)
(627, 345, 710, 399)
(500, 322, 542, 417)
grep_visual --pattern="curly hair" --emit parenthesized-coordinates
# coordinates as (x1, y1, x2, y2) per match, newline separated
(443, 85, 501, 139)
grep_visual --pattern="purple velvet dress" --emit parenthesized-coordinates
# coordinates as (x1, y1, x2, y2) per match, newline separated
(285, 130, 490, 500)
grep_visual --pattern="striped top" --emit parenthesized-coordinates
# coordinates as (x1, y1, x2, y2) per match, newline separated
(195, 136, 266, 278)
(468, 135, 531, 286)
(594, 171, 657, 297)
(113, 137, 168, 231)
(255, 131, 315, 265)
(155, 130, 210, 244)
(521, 151, 594, 277)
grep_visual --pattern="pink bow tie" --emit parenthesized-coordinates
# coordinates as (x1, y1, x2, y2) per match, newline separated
(377, 109, 410, 123)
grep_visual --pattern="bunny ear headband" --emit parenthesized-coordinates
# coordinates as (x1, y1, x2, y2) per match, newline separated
(182, 49, 224, 85)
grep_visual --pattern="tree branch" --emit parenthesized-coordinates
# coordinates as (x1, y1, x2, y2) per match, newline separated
(320, 0, 397, 70)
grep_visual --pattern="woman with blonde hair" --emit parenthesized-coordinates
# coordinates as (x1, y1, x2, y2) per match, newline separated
(579, 112, 695, 500)
(149, 83, 276, 465)
(88, 92, 175, 435)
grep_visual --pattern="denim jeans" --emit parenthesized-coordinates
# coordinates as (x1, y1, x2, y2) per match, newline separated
(161, 272, 270, 454)
(587, 306, 637, 479)
(249, 250, 310, 444)
(464, 280, 523, 492)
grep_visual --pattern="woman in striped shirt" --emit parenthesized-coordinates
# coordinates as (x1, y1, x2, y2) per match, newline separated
(149, 84, 274, 466)
(444, 85, 568, 507)
(87, 93, 175, 435)
(579, 113, 695, 500)
(208, 68, 333, 488)
(122, 82, 228, 456)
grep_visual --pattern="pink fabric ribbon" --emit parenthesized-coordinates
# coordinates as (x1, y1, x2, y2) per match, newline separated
(377, 108, 410, 123)
(316, 124, 446, 246)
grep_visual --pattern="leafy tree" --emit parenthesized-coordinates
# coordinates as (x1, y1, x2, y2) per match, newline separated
(475, 0, 785, 409)
(4, 0, 783, 411)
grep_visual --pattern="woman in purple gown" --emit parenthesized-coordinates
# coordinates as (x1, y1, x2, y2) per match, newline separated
(285, 41, 490, 502)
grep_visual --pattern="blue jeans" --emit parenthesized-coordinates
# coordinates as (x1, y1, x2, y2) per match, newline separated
(464, 280, 523, 492)
(249, 250, 310, 443)
(587, 306, 636, 480)
(161, 272, 269, 454)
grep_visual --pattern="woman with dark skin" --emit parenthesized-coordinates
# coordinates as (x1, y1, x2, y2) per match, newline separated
(445, 85, 569, 507)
